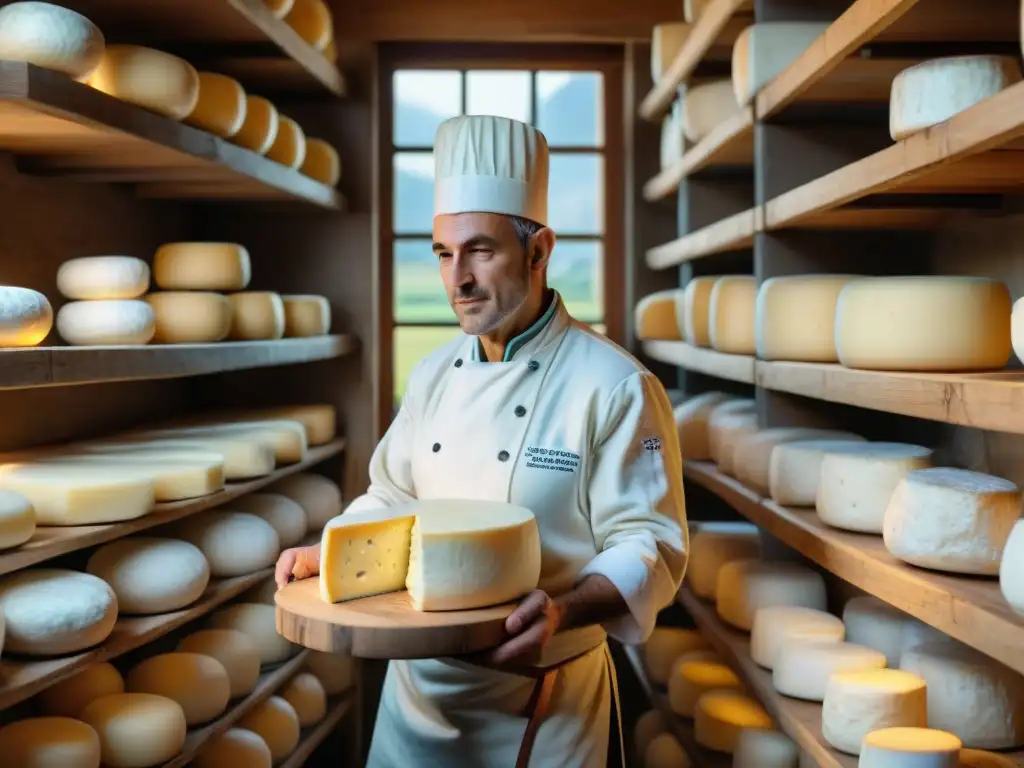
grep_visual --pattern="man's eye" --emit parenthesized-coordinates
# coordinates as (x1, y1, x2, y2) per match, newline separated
(437, 252, 452, 260)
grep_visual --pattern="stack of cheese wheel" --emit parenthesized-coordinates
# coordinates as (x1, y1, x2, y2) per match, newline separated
(55, 256, 155, 346)
(644, 627, 712, 686)
(0, 2, 104, 81)
(686, 522, 760, 601)
(635, 289, 685, 341)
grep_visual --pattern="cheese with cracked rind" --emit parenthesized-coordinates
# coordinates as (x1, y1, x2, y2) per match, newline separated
(0, 2, 104, 80)
(81, 692, 187, 767)
(673, 392, 735, 461)
(686, 524, 760, 600)
(283, 294, 331, 337)
(0, 286, 52, 347)
(57, 256, 150, 300)
(755, 274, 862, 362)
(751, 605, 844, 670)
(773, 640, 886, 701)
(715, 559, 827, 631)
(87, 45, 199, 119)
(86, 537, 209, 614)
(635, 289, 684, 341)
(56, 299, 155, 346)
(821, 669, 928, 755)
(0, 716, 101, 768)
(709, 275, 756, 355)
(732, 22, 830, 105)
(733, 427, 864, 495)
(126, 652, 231, 726)
(859, 727, 962, 768)
(185, 72, 247, 138)
(153, 242, 251, 291)
(768, 438, 868, 507)
(694, 691, 772, 753)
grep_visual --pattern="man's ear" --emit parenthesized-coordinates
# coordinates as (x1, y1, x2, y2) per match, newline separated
(529, 227, 556, 270)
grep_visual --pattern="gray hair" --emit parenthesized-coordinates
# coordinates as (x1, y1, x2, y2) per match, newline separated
(509, 215, 544, 254)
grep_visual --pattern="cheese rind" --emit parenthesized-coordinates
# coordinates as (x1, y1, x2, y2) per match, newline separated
(269, 472, 342, 531)
(635, 289, 684, 341)
(709, 275, 756, 355)
(733, 427, 864, 495)
(750, 606, 845, 670)
(143, 419, 307, 464)
(36, 662, 124, 719)
(773, 640, 886, 701)
(227, 291, 286, 341)
(266, 114, 307, 168)
(715, 559, 827, 631)
(732, 728, 799, 767)
(238, 696, 301, 762)
(126, 652, 231, 726)
(0, 2, 104, 79)
(301, 138, 341, 186)
(231, 492, 307, 547)
(0, 286, 52, 347)
(56, 299, 155, 346)
(281, 672, 327, 726)
(712, 411, 759, 477)
(681, 277, 718, 347)
(645, 627, 712, 686)
(284, 0, 333, 50)
(153, 242, 251, 291)
(283, 294, 331, 337)
(681, 79, 741, 143)
(0, 716, 101, 768)
(86, 537, 210, 614)
(177, 629, 261, 697)
(33, 452, 225, 502)
(210, 603, 296, 665)
(668, 660, 742, 717)
(694, 691, 772, 753)
(88, 45, 199, 119)
(0, 464, 155, 525)
(231, 95, 279, 155)
(172, 511, 280, 577)
(651, 23, 692, 83)
(145, 291, 232, 344)
(0, 489, 34, 550)
(768, 438, 868, 507)
(673, 392, 735, 461)
(81, 692, 187, 767)
(822, 669, 928, 755)
(185, 72, 247, 138)
(194, 728, 272, 768)
(686, 525, 760, 600)
(732, 23, 830, 105)
(79, 437, 273, 480)
(706, 399, 755, 462)
(755, 275, 861, 362)
(859, 727, 962, 768)
(57, 256, 150, 300)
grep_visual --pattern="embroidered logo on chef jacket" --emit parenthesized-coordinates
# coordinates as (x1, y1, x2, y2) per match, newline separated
(642, 437, 662, 452)
(523, 446, 580, 473)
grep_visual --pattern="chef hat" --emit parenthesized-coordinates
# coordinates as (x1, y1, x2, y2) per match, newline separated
(433, 115, 549, 226)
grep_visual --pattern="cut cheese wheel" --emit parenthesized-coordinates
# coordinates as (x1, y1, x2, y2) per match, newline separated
(715, 559, 827, 631)
(0, 286, 52, 347)
(733, 428, 864, 495)
(145, 291, 231, 344)
(682, 79, 740, 143)
(817, 443, 934, 533)
(305, 650, 353, 694)
(227, 291, 286, 341)
(269, 472, 342, 531)
(668, 660, 742, 717)
(195, 728, 272, 768)
(86, 537, 210, 615)
(185, 72, 247, 138)
(0, 2, 104, 80)
(56, 300, 155, 346)
(0, 464, 155, 525)
(732, 23, 830, 105)
(282, 294, 331, 337)
(773, 640, 886, 701)
(0, 489, 34, 550)
(733, 728, 799, 767)
(57, 256, 150, 301)
(890, 56, 1021, 142)
(265, 114, 307, 168)
(681, 276, 718, 347)
(231, 95, 279, 155)
(674, 392, 735, 461)
(713, 411, 759, 477)
(835, 277, 1012, 372)
(79, 438, 273, 481)
(280, 672, 326, 726)
(644, 626, 712, 686)
(153, 242, 251, 291)
(230, 492, 307, 547)
(209, 603, 295, 665)
(284, 0, 333, 50)
(694, 691, 772, 753)
(0, 568, 117, 655)
(0, 716, 101, 768)
(709, 275, 756, 355)
(36, 662, 124, 719)
(81, 692, 187, 767)
(177, 629, 261, 697)
(686, 524, 760, 600)
(822, 669, 928, 755)
(263, 0, 295, 18)
(883, 468, 1021, 575)
(88, 45, 199, 120)
(750, 606, 845, 670)
(635, 709, 669, 764)
(768, 438, 869, 507)
(900, 642, 1024, 749)
(172, 511, 280, 577)
(651, 22, 692, 83)
(301, 138, 341, 186)
(959, 749, 1018, 767)
(1000, 519, 1024, 613)
(320, 500, 542, 611)
(645, 732, 691, 767)
(238, 696, 301, 762)
(126, 652, 231, 726)
(706, 399, 756, 463)
(860, 727, 962, 768)
(754, 274, 862, 362)
(32, 452, 224, 502)
(635, 289, 684, 341)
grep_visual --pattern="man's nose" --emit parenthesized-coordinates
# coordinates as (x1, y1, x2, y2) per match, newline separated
(450, 254, 473, 287)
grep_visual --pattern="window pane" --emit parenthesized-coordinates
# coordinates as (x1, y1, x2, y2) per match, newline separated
(550, 240, 603, 323)
(394, 239, 455, 323)
(394, 152, 434, 235)
(548, 153, 603, 235)
(466, 71, 531, 123)
(393, 70, 461, 147)
(394, 325, 464, 405)
(537, 72, 602, 147)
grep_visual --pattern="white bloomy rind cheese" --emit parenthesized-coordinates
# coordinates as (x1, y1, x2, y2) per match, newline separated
(635, 289, 684, 341)
(0, 464, 155, 525)
(706, 399, 756, 463)
(768, 438, 867, 507)
(57, 256, 150, 300)
(883, 468, 1021, 575)
(320, 499, 542, 612)
(715, 559, 827, 631)
(81, 692, 187, 767)
(651, 22, 692, 83)
(733, 728, 799, 768)
(1000, 519, 1024, 613)
(301, 138, 341, 186)
(231, 492, 308, 547)
(889, 56, 1022, 141)
(750, 606, 845, 670)
(232, 95, 280, 155)
(859, 727, 962, 768)
(645, 627, 712, 686)
(0, 716, 102, 768)
(126, 652, 231, 726)
(266, 114, 307, 169)
(681, 276, 718, 347)
(834, 277, 1012, 372)
(153, 242, 251, 291)
(185, 72, 248, 138)
(733, 427, 863, 496)
(173, 511, 280, 577)
(668, 660, 742, 717)
(709, 275, 756, 355)
(843, 596, 952, 668)
(694, 691, 773, 753)
(686, 524, 760, 601)
(88, 44, 200, 119)
(755, 275, 861, 362)
(673, 391, 734, 461)
(56, 299, 156, 346)
(681, 78, 741, 143)
(145, 291, 232, 344)
(227, 291, 286, 341)
(0, 489, 34, 550)
(816, 443, 934, 534)
(283, 294, 331, 337)
(821, 669, 928, 755)
(0, 286, 52, 347)
(773, 640, 886, 701)
(0, 1, 105, 80)
(731, 22, 830, 105)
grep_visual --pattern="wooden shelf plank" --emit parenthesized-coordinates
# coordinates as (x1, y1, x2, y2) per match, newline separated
(278, 695, 355, 768)
(0, 62, 342, 208)
(783, 207, 959, 230)
(682, 460, 1024, 678)
(643, 109, 754, 202)
(0, 438, 345, 578)
(646, 208, 756, 269)
(642, 341, 755, 384)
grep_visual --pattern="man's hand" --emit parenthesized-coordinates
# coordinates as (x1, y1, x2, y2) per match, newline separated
(274, 544, 321, 589)
(487, 589, 566, 666)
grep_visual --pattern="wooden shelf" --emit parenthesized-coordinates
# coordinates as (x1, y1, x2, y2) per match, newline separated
(0, 62, 343, 208)
(682, 460, 1024, 677)
(0, 438, 345, 578)
(278, 695, 355, 768)
(646, 208, 756, 268)
(642, 341, 755, 384)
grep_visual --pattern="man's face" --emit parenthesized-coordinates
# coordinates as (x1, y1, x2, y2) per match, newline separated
(433, 212, 531, 335)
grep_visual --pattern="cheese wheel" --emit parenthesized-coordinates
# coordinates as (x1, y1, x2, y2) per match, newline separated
(821, 669, 928, 755)
(282, 294, 331, 337)
(635, 709, 669, 764)
(817, 443, 934, 533)
(694, 691, 772, 753)
(211, 403, 337, 446)
(715, 559, 827, 631)
(269, 472, 342, 531)
(0, 489, 34, 550)
(0, 716, 101, 768)
(232, 95, 280, 155)
(265, 114, 307, 169)
(768, 438, 870, 507)
(714, 412, 759, 477)
(754, 274, 862, 362)
(706, 400, 756, 463)
(733, 728, 799, 767)
(635, 289, 684, 341)
(668, 660, 742, 717)
(835, 277, 1012, 372)
(81, 693, 187, 767)
(177, 629, 261, 697)
(673, 392, 735, 461)
(238, 696, 301, 762)
(1000, 519, 1024, 613)
(644, 627, 712, 686)
(0, 464, 155, 525)
(229, 492, 307, 547)
(153, 242, 251, 291)
(56, 300, 155, 346)
(227, 291, 286, 341)
(172, 511, 280, 577)
(144, 291, 230, 344)
(79, 438, 272, 482)
(651, 22, 692, 83)
(86, 537, 210, 615)
(773, 640, 887, 701)
(284, 0, 333, 50)
(644, 732, 691, 767)
(844, 596, 955, 668)
(263, 0, 295, 18)
(88, 45, 199, 120)
(300, 138, 341, 186)
(0, 286, 52, 347)
(732, 22, 830, 105)
(57, 256, 150, 301)
(126, 652, 231, 726)
(145, 419, 306, 465)
(209, 602, 295, 665)
(0, 2, 104, 80)
(733, 427, 864, 496)
(184, 72, 247, 138)
(195, 728, 272, 768)
(686, 524, 760, 600)
(305, 650, 354, 695)
(682, 79, 740, 143)
(959, 749, 1018, 767)
(280, 671, 327, 726)
(860, 727, 962, 768)
(890, 56, 1021, 141)
(681, 276, 718, 347)
(750, 606, 845, 670)
(709, 276, 756, 355)
(36, 662, 124, 719)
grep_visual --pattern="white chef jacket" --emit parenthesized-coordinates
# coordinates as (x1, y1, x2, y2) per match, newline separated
(341, 292, 688, 768)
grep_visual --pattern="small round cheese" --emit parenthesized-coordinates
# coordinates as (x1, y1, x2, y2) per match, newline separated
(686, 524, 760, 600)
(750, 606, 845, 670)
(227, 291, 286, 341)
(0, 568, 117, 655)
(673, 392, 735, 461)
(209, 602, 295, 665)
(284, 0, 333, 50)
(0, 2, 104, 80)
(634, 709, 669, 763)
(644, 627, 712, 686)
(145, 291, 231, 344)
(56, 300, 155, 346)
(859, 727, 962, 768)
(694, 691, 772, 753)
(959, 749, 1018, 767)
(715, 559, 827, 631)
(713, 411, 759, 476)
(1000, 519, 1024, 613)
(36, 662, 124, 718)
(238, 696, 301, 762)
(263, 0, 295, 18)
(126, 652, 231, 726)
(86, 536, 210, 615)
(816, 443, 934, 533)
(768, 438, 869, 507)
(773, 640, 887, 701)
(153, 242, 251, 291)
(0, 489, 34, 550)
(269, 472, 342, 531)
(57, 256, 150, 301)
(709, 275, 756, 355)
(733, 427, 863, 495)
(232, 95, 280, 155)
(194, 728, 272, 768)
(185, 72, 247, 138)
(300, 138, 341, 186)
(635, 290, 684, 341)
(0, 716, 101, 768)
(0, 286, 52, 347)
(81, 693, 187, 767)
(177, 629, 261, 697)
(733, 728, 799, 767)
(680, 276, 718, 347)
(281, 671, 327, 726)
(707, 400, 756, 464)
(171, 510, 280, 577)
(644, 732, 691, 767)
(229, 492, 307, 548)
(265, 114, 307, 169)
(883, 468, 1021, 575)
(821, 669, 928, 755)
(87, 45, 199, 120)
(305, 650, 354, 695)
(282, 294, 331, 337)
(755, 274, 862, 362)
(668, 660, 742, 717)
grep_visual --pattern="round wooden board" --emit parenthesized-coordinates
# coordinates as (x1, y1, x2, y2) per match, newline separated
(274, 579, 517, 659)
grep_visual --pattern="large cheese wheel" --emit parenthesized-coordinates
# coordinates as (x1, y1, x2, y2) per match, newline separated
(265, 114, 307, 169)
(209, 602, 295, 665)
(644, 627, 712, 686)
(57, 256, 150, 301)
(773, 640, 887, 701)
(153, 242, 251, 291)
(0, 464, 155, 526)
(171, 510, 280, 577)
(645, 732, 691, 767)
(0, 716, 101, 768)
(835, 277, 1012, 372)
(635, 290, 684, 341)
(0, 286, 52, 347)
(230, 492, 307, 547)
(673, 392, 734, 461)
(768, 438, 870, 507)
(709, 276, 756, 355)
(86, 537, 210, 615)
(733, 728, 799, 767)
(300, 138, 341, 186)
(282, 294, 331, 337)
(823, 669, 928, 755)
(668, 660, 742, 717)
(269, 472, 342, 531)
(185, 72, 247, 138)
(284, 0, 333, 50)
(681, 79, 740, 143)
(733, 427, 864, 496)
(0, 489, 34, 550)
(88, 45, 199, 120)
(208, 403, 336, 446)
(36, 662, 124, 719)
(731, 22, 830, 105)
(81, 693, 187, 767)
(177, 629, 261, 697)
(635, 709, 669, 764)
(859, 727, 962, 768)
(651, 22, 691, 83)
(754, 275, 861, 362)
(145, 291, 231, 344)
(715, 559, 827, 631)
(0, 1, 104, 80)
(305, 650, 354, 695)
(232, 95, 280, 155)
(0, 568, 117, 655)
(706, 399, 756, 463)
(238, 696, 301, 762)
(56, 300, 155, 346)
(681, 276, 718, 347)
(126, 652, 231, 726)
(694, 691, 772, 753)
(713, 412, 759, 477)
(750, 606, 845, 670)
(194, 728, 272, 768)
(686, 524, 760, 600)
(281, 672, 327, 726)
(227, 291, 286, 341)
